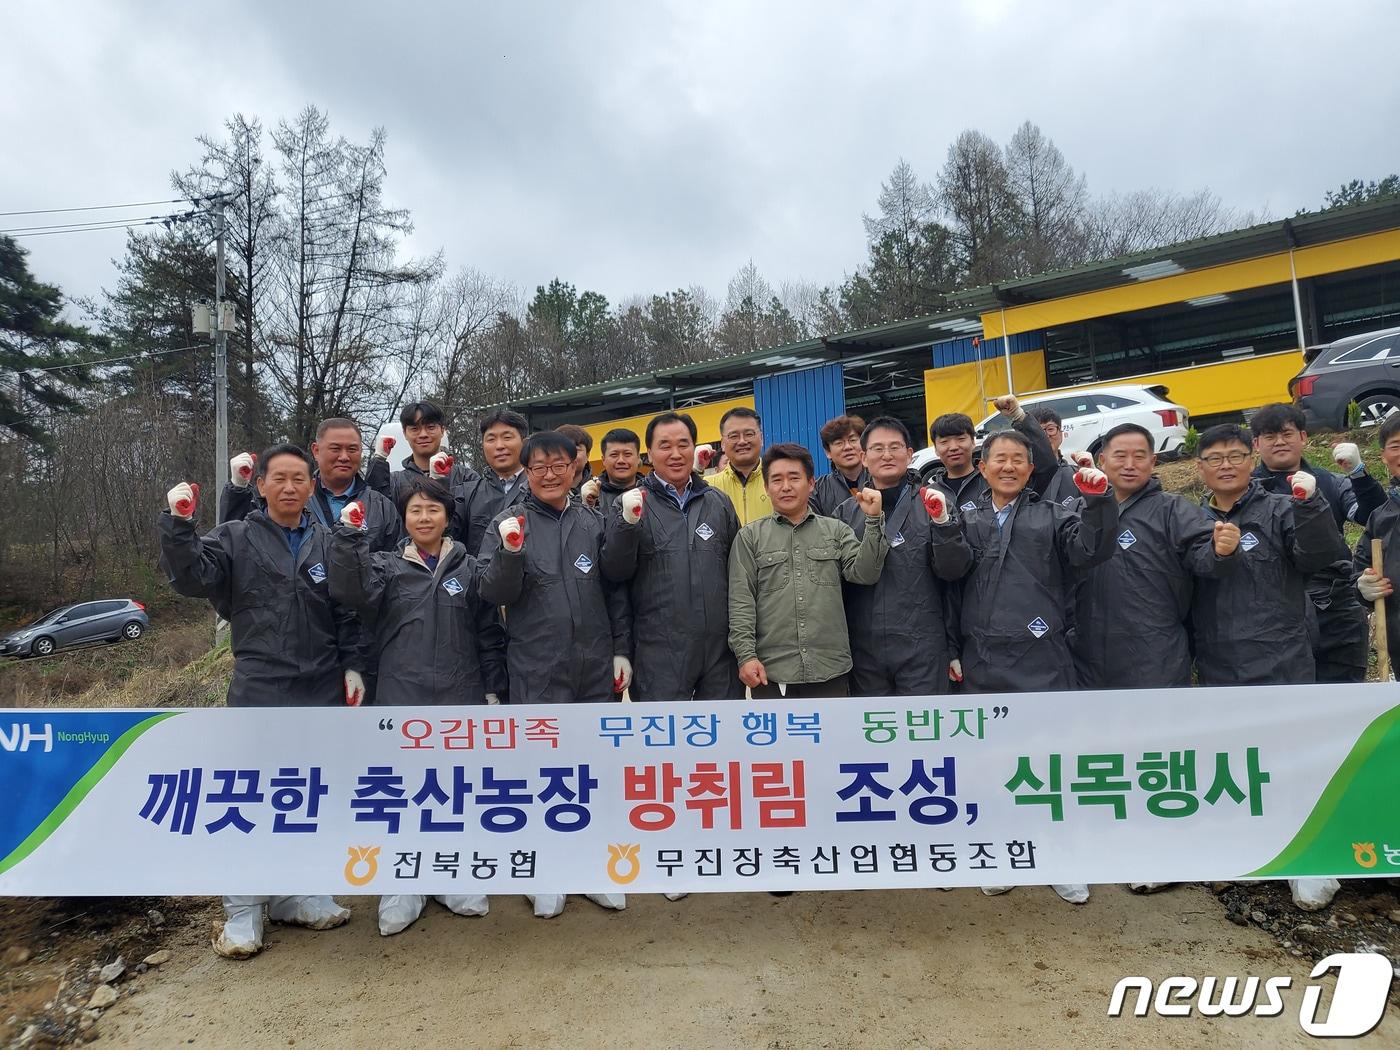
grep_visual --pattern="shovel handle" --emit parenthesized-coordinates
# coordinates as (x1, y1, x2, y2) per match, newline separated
(1373, 538, 1391, 682)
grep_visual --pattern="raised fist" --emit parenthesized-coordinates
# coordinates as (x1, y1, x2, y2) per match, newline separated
(1073, 466, 1108, 495)
(1332, 442, 1362, 474)
(167, 482, 199, 519)
(854, 486, 882, 517)
(948, 658, 963, 684)
(613, 654, 632, 694)
(694, 446, 715, 472)
(1068, 450, 1094, 469)
(620, 488, 645, 524)
(344, 669, 366, 707)
(921, 486, 949, 525)
(430, 452, 454, 479)
(230, 452, 256, 487)
(374, 435, 396, 459)
(1287, 470, 1316, 501)
(580, 476, 602, 508)
(993, 394, 1025, 422)
(498, 514, 525, 553)
(1358, 568, 1393, 602)
(1213, 521, 1240, 556)
(340, 500, 366, 530)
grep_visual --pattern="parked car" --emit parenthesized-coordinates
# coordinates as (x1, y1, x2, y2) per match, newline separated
(1290, 325, 1400, 430)
(910, 384, 1190, 479)
(0, 599, 149, 658)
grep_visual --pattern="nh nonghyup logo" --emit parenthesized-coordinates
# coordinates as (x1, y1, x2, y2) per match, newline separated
(0, 722, 53, 752)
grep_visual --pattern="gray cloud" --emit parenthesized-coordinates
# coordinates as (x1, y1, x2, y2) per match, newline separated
(4, 0, 1398, 316)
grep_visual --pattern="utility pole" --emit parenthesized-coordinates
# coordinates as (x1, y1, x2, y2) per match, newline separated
(213, 198, 229, 519)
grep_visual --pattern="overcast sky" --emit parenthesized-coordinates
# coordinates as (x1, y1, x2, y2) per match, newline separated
(4, 0, 1399, 318)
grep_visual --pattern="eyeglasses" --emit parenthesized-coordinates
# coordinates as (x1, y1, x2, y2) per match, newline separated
(1199, 451, 1251, 467)
(865, 443, 907, 456)
(723, 429, 760, 442)
(526, 462, 572, 478)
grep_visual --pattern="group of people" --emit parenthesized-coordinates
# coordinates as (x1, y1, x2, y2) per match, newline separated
(159, 393, 1397, 956)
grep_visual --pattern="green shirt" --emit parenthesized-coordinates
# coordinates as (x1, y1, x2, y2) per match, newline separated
(727, 508, 889, 684)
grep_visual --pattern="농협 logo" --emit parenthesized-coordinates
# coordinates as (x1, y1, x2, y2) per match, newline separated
(344, 845, 381, 886)
(1107, 953, 1393, 1037)
(574, 554, 594, 574)
(607, 843, 641, 884)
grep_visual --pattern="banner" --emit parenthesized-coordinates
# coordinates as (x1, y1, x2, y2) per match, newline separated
(1, 684, 1398, 896)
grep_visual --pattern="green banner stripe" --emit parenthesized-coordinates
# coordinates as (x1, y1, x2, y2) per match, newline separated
(0, 712, 178, 878)
(1245, 702, 1400, 877)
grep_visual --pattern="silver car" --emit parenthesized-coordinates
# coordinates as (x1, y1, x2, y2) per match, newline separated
(0, 599, 150, 658)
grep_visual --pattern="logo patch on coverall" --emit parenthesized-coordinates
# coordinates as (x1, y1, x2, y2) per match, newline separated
(695, 523, 714, 541)
(890, 532, 905, 547)
(306, 563, 327, 584)
(574, 554, 594, 574)
(960, 501, 977, 513)
(1027, 617, 1049, 638)
(442, 577, 464, 596)
(1239, 532, 1260, 552)
(1117, 529, 1137, 550)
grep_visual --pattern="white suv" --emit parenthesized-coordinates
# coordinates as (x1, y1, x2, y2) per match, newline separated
(912, 383, 1190, 478)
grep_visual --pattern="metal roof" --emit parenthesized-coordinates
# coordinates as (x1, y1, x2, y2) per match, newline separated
(958, 196, 1400, 310)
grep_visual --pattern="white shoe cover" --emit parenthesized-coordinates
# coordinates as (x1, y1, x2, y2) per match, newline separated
(213, 896, 266, 959)
(980, 886, 1014, 896)
(1053, 884, 1090, 904)
(663, 892, 688, 901)
(1290, 877, 1340, 911)
(267, 894, 351, 930)
(586, 893, 626, 910)
(528, 894, 566, 918)
(435, 894, 489, 917)
(1128, 882, 1172, 894)
(378, 894, 427, 936)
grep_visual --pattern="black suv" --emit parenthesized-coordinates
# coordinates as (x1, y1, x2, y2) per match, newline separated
(1290, 325, 1400, 430)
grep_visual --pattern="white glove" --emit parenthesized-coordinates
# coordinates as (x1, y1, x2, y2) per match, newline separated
(230, 452, 256, 488)
(340, 500, 366, 530)
(1358, 569, 1391, 602)
(430, 452, 454, 479)
(920, 486, 950, 525)
(484, 692, 501, 706)
(344, 670, 366, 707)
(581, 476, 602, 508)
(167, 482, 199, 519)
(620, 488, 645, 524)
(1287, 470, 1316, 501)
(694, 446, 715, 472)
(613, 655, 632, 694)
(948, 659, 963, 683)
(498, 515, 525, 553)
(373, 435, 396, 460)
(1332, 442, 1362, 474)
(993, 394, 1025, 422)
(1068, 450, 1094, 469)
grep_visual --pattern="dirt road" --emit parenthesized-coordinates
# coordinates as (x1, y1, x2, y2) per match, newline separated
(95, 885, 1392, 1048)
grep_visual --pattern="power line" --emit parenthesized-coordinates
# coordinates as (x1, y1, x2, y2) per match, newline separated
(0, 197, 193, 218)
(0, 211, 199, 235)
(9, 217, 189, 240)
(18, 344, 206, 374)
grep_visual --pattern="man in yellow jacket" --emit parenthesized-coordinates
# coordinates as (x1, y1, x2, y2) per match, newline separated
(708, 406, 772, 525)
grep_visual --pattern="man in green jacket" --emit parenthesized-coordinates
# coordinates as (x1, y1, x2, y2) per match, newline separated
(728, 442, 889, 698)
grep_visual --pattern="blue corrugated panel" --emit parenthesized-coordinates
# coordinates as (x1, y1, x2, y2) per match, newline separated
(928, 331, 1045, 368)
(753, 362, 845, 476)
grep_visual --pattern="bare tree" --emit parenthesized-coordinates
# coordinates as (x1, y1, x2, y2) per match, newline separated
(1083, 187, 1263, 259)
(939, 129, 1018, 286)
(1004, 121, 1089, 275)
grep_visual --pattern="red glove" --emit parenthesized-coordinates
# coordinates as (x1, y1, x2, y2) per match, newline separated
(1068, 450, 1094, 469)
(921, 486, 950, 525)
(499, 514, 525, 552)
(694, 446, 714, 471)
(430, 452, 454, 478)
(1073, 467, 1108, 495)
(167, 482, 200, 519)
(374, 435, 396, 459)
(341, 500, 366, 529)
(620, 488, 645, 524)
(1288, 470, 1316, 500)
(230, 452, 256, 486)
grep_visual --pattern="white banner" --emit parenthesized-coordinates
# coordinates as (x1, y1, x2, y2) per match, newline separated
(1, 684, 1398, 895)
